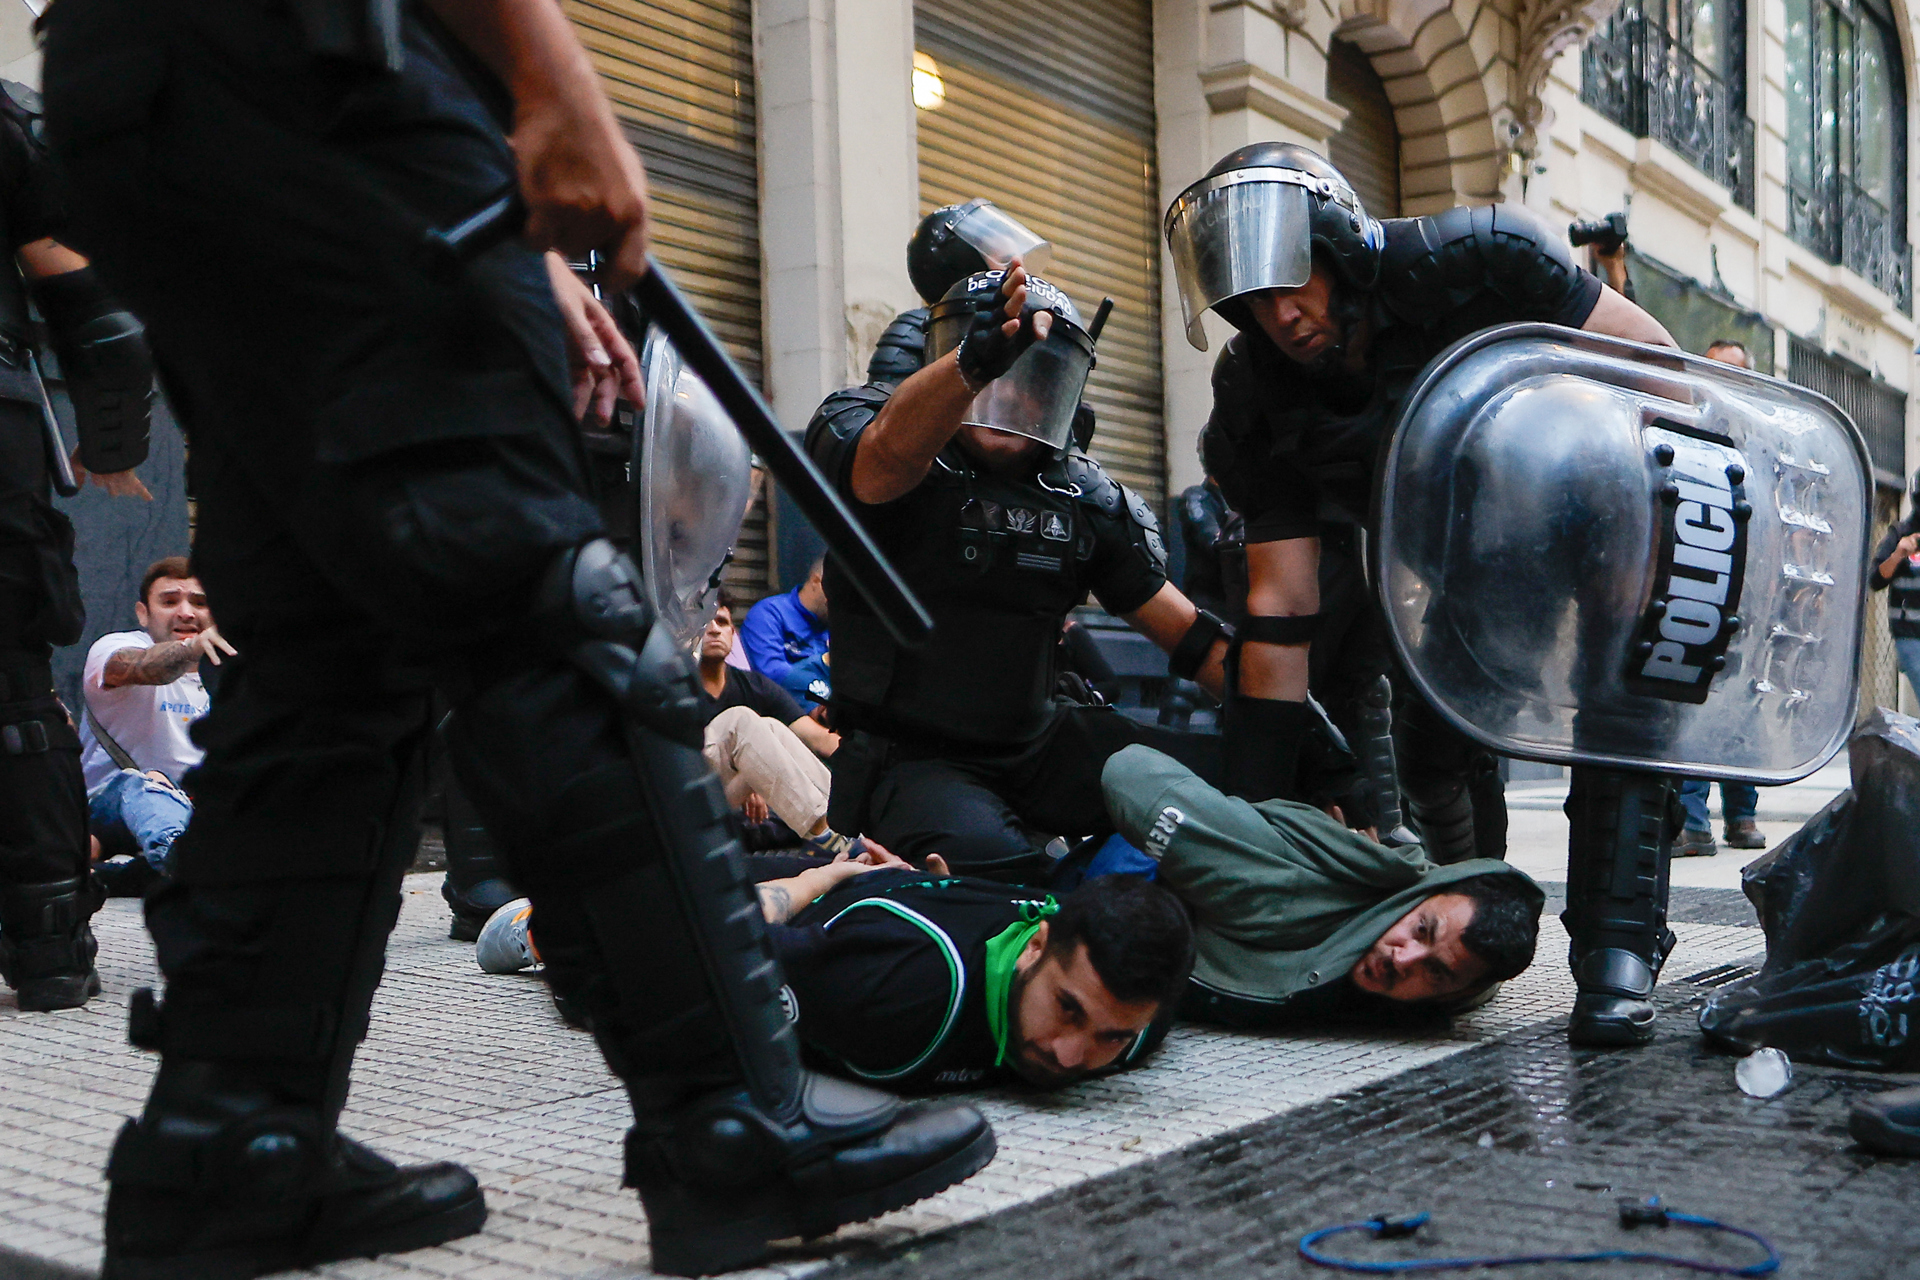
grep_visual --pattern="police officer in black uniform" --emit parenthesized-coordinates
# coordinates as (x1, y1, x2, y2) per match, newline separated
(1166, 143, 1684, 1047)
(44, 1, 994, 1275)
(808, 263, 1234, 882)
(0, 84, 154, 1014)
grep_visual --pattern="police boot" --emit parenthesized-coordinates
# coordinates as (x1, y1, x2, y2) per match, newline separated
(1404, 786, 1478, 865)
(527, 542, 996, 1275)
(578, 744, 993, 1277)
(1563, 767, 1676, 1048)
(0, 876, 102, 1011)
(100, 1062, 484, 1280)
(1353, 677, 1419, 847)
(440, 777, 517, 941)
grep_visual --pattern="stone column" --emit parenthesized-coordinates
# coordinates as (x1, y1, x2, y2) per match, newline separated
(754, 0, 920, 583)
(1154, 0, 1345, 497)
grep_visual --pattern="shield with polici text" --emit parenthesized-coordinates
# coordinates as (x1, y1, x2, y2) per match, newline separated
(1375, 324, 1869, 783)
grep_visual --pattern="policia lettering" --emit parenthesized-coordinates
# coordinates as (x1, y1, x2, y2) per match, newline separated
(1628, 430, 1751, 703)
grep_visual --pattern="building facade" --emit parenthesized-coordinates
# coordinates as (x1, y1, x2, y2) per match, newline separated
(23, 0, 1911, 705)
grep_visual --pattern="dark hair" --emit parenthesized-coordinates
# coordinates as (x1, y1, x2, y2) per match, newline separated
(1451, 873, 1541, 982)
(1704, 339, 1749, 358)
(713, 589, 737, 620)
(1046, 875, 1194, 1008)
(140, 556, 193, 606)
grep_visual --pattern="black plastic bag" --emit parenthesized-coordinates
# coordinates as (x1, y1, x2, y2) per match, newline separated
(1699, 911, 1920, 1068)
(1700, 708, 1920, 1067)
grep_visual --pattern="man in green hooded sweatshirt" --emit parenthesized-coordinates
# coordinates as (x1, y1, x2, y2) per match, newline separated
(1102, 745, 1543, 1027)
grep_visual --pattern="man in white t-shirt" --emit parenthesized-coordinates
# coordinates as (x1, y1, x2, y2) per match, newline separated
(78, 556, 234, 892)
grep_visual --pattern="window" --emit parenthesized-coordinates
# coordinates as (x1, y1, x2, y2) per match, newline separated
(1581, 1, 1754, 210)
(1785, 0, 1910, 312)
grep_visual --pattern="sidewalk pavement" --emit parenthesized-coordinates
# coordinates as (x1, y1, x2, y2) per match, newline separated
(2, 888, 1768, 1278)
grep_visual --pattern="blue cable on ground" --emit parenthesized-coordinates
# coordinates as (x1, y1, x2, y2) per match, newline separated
(1299, 1198, 1780, 1275)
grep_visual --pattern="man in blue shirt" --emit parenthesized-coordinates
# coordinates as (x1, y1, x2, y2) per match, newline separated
(742, 556, 832, 704)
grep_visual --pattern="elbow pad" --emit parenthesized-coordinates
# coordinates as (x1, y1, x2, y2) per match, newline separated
(36, 268, 154, 475)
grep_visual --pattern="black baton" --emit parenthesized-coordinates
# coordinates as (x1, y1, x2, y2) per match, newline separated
(26, 349, 79, 497)
(426, 195, 932, 648)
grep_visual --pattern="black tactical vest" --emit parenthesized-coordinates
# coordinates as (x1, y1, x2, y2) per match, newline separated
(828, 445, 1130, 747)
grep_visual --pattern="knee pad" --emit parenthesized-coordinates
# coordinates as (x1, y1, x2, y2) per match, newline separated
(534, 538, 707, 748)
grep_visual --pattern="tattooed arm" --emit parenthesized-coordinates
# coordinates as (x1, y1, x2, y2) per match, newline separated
(754, 859, 885, 924)
(101, 628, 236, 689)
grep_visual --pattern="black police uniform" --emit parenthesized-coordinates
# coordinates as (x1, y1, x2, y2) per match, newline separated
(807, 367, 1186, 881)
(45, 2, 990, 1273)
(0, 89, 151, 1011)
(1201, 202, 1604, 859)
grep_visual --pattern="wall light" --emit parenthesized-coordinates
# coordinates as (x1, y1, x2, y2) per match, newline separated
(912, 51, 946, 111)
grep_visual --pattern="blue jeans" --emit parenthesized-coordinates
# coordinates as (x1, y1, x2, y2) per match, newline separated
(1679, 777, 1757, 832)
(1897, 638, 1920, 699)
(88, 769, 193, 872)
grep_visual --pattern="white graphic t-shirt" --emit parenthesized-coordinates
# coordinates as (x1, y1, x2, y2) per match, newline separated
(79, 630, 210, 791)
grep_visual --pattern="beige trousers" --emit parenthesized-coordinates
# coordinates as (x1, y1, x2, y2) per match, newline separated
(701, 705, 830, 838)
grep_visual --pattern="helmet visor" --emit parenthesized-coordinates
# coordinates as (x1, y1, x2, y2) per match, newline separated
(634, 327, 754, 647)
(926, 306, 1095, 452)
(952, 200, 1052, 274)
(1164, 171, 1313, 351)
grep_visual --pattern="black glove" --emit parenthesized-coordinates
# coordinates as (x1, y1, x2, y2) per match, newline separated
(955, 275, 1053, 388)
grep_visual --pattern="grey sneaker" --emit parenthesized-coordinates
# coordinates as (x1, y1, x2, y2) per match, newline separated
(1673, 828, 1718, 858)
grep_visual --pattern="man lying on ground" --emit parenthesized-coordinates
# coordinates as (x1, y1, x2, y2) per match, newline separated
(1102, 744, 1542, 1026)
(481, 846, 1194, 1092)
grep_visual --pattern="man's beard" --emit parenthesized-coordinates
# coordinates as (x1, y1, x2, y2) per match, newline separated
(1002, 965, 1081, 1088)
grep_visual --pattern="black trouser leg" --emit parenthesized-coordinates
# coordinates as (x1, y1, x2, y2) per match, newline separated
(439, 772, 517, 942)
(0, 533, 98, 1009)
(1562, 766, 1676, 1047)
(1395, 687, 1506, 864)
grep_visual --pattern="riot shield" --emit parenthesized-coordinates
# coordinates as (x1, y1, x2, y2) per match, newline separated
(1376, 324, 1870, 783)
(632, 327, 754, 647)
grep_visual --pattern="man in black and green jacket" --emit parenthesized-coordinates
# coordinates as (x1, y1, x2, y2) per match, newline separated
(1101, 745, 1543, 1028)
(763, 864, 1194, 1091)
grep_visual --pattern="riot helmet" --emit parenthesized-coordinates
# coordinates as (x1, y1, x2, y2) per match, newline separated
(1163, 143, 1383, 350)
(925, 270, 1095, 452)
(908, 200, 1052, 305)
(632, 327, 755, 647)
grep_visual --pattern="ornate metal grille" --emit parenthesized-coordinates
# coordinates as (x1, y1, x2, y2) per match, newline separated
(1788, 335, 1908, 484)
(1783, 0, 1911, 313)
(1580, 8, 1755, 211)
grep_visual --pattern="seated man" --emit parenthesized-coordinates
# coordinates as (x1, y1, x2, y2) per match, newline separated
(77, 556, 233, 893)
(482, 850, 1194, 1092)
(1102, 744, 1541, 1024)
(696, 596, 860, 855)
(740, 556, 832, 706)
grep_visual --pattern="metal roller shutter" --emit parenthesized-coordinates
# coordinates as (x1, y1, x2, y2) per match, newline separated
(1326, 38, 1400, 219)
(564, 0, 772, 599)
(913, 0, 1166, 512)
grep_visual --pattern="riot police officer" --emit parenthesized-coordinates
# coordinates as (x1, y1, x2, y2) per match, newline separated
(808, 264, 1233, 882)
(44, 0, 993, 1275)
(0, 83, 153, 1013)
(1165, 142, 1684, 1046)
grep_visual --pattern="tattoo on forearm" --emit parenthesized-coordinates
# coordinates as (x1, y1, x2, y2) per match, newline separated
(757, 883, 794, 925)
(104, 642, 197, 687)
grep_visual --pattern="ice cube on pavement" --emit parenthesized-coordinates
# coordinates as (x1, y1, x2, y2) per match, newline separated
(1735, 1047, 1792, 1098)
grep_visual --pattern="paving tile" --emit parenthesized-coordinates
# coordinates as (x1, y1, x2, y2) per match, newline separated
(0, 872, 1766, 1278)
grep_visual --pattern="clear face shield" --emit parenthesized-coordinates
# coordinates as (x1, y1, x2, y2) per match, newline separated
(950, 199, 1052, 274)
(925, 276, 1095, 452)
(1163, 169, 1316, 351)
(633, 328, 755, 647)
